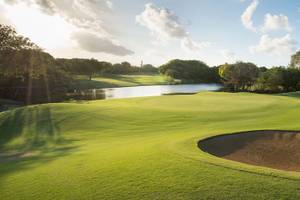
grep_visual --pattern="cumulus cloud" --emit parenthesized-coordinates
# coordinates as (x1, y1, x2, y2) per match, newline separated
(5, 0, 113, 33)
(181, 38, 211, 52)
(242, 0, 292, 34)
(3, 0, 19, 5)
(1, 0, 134, 56)
(136, 3, 187, 40)
(241, 0, 259, 32)
(241, 0, 296, 57)
(136, 3, 209, 52)
(250, 34, 297, 55)
(220, 49, 239, 62)
(72, 32, 134, 56)
(261, 13, 291, 32)
(0, 6, 11, 24)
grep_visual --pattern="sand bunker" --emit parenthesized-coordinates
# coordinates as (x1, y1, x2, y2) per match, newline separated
(198, 130, 300, 172)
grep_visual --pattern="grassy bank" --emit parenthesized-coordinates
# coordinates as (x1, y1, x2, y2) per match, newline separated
(73, 74, 169, 89)
(0, 99, 23, 112)
(1, 92, 300, 199)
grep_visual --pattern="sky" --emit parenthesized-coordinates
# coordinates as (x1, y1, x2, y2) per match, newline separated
(0, 0, 300, 67)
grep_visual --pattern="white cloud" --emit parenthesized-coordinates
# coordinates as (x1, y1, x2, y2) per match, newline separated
(31, 0, 113, 34)
(0, 0, 134, 56)
(241, 0, 259, 32)
(0, 6, 11, 24)
(250, 34, 297, 56)
(0, 2, 75, 49)
(4, 0, 113, 23)
(181, 37, 211, 52)
(106, 0, 113, 10)
(145, 49, 165, 57)
(241, 0, 293, 34)
(242, 1, 296, 57)
(136, 3, 187, 40)
(72, 32, 134, 56)
(220, 49, 239, 62)
(136, 3, 209, 52)
(261, 13, 291, 32)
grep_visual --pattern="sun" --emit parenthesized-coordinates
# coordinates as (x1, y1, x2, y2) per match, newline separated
(2, 1, 75, 50)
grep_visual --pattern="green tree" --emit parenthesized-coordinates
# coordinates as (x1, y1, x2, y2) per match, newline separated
(256, 67, 284, 92)
(159, 59, 216, 83)
(56, 58, 111, 80)
(0, 24, 38, 51)
(282, 67, 300, 91)
(0, 24, 71, 104)
(140, 64, 158, 74)
(256, 67, 300, 93)
(219, 62, 259, 91)
(290, 51, 300, 68)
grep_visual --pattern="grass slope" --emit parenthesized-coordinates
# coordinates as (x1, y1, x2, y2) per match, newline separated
(74, 74, 168, 89)
(1, 92, 300, 199)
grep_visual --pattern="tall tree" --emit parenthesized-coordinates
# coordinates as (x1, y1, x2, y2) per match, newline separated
(0, 24, 38, 51)
(159, 59, 215, 83)
(0, 24, 71, 104)
(219, 62, 259, 91)
(290, 51, 300, 68)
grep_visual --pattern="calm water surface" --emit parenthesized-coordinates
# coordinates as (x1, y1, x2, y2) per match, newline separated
(69, 84, 222, 100)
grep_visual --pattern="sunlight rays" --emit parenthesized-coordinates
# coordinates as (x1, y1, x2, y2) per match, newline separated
(1, 1, 75, 50)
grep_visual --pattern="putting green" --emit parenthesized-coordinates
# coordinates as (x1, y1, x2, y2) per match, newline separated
(1, 92, 300, 199)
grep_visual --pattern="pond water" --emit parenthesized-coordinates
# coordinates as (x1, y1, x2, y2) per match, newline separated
(68, 84, 222, 100)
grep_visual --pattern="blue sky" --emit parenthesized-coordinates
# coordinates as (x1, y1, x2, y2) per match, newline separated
(0, 0, 299, 67)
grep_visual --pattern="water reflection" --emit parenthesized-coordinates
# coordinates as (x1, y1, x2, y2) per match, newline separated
(68, 84, 221, 100)
(68, 89, 106, 100)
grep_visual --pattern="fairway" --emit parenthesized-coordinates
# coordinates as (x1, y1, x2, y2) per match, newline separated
(1, 92, 300, 199)
(74, 75, 168, 89)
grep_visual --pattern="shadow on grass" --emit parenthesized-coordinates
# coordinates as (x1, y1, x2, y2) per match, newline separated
(0, 105, 80, 184)
(0, 108, 25, 146)
(277, 92, 300, 99)
(0, 145, 79, 186)
(0, 105, 69, 151)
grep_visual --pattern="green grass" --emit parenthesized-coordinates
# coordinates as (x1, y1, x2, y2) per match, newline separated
(73, 74, 169, 89)
(1, 92, 300, 199)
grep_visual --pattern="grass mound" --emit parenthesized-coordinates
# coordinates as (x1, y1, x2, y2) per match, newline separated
(1, 92, 300, 199)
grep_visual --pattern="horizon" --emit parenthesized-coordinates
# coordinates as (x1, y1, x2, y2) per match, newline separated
(0, 0, 299, 67)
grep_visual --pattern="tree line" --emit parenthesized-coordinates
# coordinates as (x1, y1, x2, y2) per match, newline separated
(219, 62, 300, 93)
(56, 59, 158, 80)
(2, 23, 300, 104)
(157, 56, 300, 93)
(0, 24, 158, 104)
(159, 59, 221, 83)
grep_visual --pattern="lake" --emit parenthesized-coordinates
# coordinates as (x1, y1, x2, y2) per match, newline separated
(68, 84, 222, 100)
